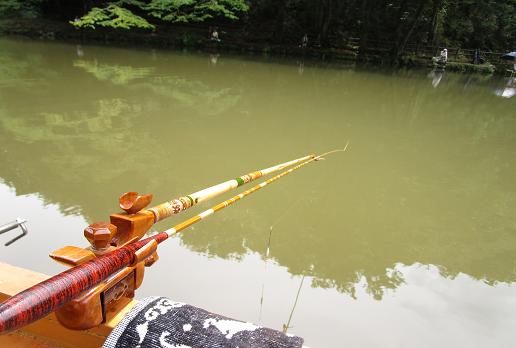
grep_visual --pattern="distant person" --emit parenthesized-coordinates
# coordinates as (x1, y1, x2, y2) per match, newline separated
(211, 28, 221, 42)
(440, 48, 448, 63)
(300, 34, 308, 48)
(472, 49, 485, 64)
(473, 49, 480, 64)
(432, 48, 447, 67)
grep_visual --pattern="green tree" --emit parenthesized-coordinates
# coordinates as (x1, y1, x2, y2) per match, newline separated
(71, 4, 155, 29)
(442, 0, 516, 50)
(145, 0, 249, 22)
(1, 0, 516, 63)
(71, 0, 249, 30)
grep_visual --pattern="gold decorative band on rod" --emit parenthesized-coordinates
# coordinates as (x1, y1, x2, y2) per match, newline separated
(148, 155, 314, 222)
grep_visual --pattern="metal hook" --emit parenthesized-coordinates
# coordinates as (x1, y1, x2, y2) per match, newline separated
(0, 218, 28, 246)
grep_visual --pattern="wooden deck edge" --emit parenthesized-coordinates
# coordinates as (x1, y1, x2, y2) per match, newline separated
(0, 262, 136, 348)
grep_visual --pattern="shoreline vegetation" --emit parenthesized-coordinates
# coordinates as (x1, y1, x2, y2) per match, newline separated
(0, 1, 514, 74)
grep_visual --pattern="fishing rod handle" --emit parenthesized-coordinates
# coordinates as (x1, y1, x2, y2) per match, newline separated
(0, 233, 167, 334)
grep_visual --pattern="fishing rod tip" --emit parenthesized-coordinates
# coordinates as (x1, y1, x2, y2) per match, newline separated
(315, 143, 350, 159)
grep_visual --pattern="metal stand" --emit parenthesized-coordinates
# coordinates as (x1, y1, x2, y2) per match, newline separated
(0, 218, 28, 246)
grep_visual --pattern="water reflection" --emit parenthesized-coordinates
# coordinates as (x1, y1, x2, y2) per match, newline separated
(139, 241, 516, 347)
(73, 60, 155, 85)
(210, 54, 219, 65)
(427, 69, 444, 88)
(0, 38, 515, 347)
(282, 275, 305, 333)
(494, 77, 516, 98)
(76, 44, 84, 58)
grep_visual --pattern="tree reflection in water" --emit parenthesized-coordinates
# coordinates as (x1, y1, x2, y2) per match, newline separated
(0, 38, 515, 303)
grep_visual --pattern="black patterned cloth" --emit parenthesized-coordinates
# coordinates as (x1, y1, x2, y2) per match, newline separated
(103, 297, 304, 348)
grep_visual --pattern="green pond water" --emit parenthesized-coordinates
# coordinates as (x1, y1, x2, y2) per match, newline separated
(0, 37, 515, 347)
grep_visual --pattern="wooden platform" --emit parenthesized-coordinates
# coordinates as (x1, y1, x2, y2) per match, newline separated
(0, 262, 135, 348)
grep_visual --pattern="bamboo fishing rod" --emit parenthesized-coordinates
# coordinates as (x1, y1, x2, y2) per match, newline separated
(0, 147, 347, 334)
(97, 154, 314, 250)
(145, 154, 315, 222)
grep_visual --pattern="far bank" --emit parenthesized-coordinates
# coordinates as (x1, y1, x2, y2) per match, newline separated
(0, 18, 509, 75)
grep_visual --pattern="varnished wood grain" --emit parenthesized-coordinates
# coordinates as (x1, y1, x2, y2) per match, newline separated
(0, 262, 137, 347)
(0, 232, 168, 334)
(49, 246, 96, 266)
(119, 192, 153, 214)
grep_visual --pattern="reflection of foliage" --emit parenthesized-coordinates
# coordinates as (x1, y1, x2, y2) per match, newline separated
(311, 267, 405, 300)
(179, 209, 265, 260)
(0, 53, 29, 80)
(0, 96, 160, 219)
(0, 99, 140, 143)
(74, 60, 155, 85)
(73, 59, 240, 115)
(173, 71, 516, 300)
(0, 95, 157, 184)
(0, 51, 42, 87)
(364, 268, 405, 300)
(140, 76, 241, 115)
(1, 39, 515, 302)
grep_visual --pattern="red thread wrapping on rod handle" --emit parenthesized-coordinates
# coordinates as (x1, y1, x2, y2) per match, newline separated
(0, 232, 168, 334)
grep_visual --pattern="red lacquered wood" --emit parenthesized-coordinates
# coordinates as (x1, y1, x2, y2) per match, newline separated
(0, 232, 168, 334)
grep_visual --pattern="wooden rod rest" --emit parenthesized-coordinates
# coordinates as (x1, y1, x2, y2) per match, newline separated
(46, 192, 158, 331)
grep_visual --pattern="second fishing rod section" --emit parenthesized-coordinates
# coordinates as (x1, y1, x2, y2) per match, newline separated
(69, 153, 315, 258)
(10, 154, 315, 332)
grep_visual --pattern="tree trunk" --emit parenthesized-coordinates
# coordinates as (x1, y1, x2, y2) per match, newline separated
(274, 1, 287, 44)
(358, 0, 371, 58)
(393, 0, 428, 61)
(320, 0, 333, 47)
(390, 0, 409, 60)
(428, 0, 442, 46)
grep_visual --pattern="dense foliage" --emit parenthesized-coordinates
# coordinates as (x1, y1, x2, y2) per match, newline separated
(245, 0, 515, 57)
(72, 4, 155, 29)
(69, 0, 249, 29)
(0, 0, 43, 18)
(1, 0, 515, 57)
